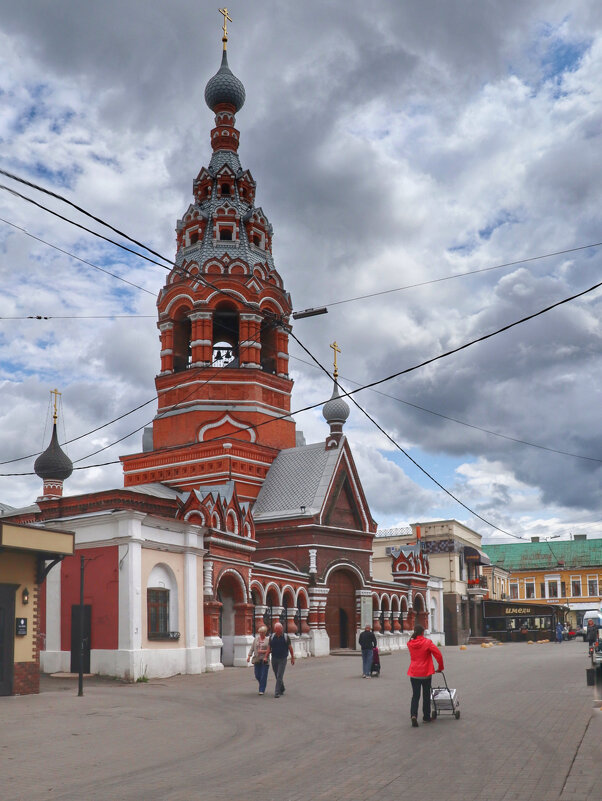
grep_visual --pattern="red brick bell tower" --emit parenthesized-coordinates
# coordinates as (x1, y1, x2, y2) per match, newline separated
(121, 41, 295, 503)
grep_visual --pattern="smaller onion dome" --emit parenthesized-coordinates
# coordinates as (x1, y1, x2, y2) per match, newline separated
(34, 424, 73, 481)
(322, 382, 350, 426)
(204, 50, 246, 113)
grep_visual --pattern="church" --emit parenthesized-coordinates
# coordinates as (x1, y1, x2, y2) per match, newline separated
(0, 19, 443, 684)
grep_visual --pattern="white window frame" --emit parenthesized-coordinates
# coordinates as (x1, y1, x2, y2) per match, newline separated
(545, 575, 561, 599)
(524, 578, 535, 600)
(509, 582, 519, 600)
(587, 575, 599, 597)
(570, 575, 582, 598)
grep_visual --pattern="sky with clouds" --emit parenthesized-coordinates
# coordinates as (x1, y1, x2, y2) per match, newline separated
(1, 1, 602, 542)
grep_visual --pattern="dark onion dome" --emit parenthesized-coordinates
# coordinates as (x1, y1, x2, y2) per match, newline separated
(204, 50, 246, 113)
(322, 382, 350, 426)
(34, 424, 73, 481)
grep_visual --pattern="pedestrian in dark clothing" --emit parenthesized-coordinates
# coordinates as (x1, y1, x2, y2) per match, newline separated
(265, 621, 295, 698)
(358, 624, 377, 678)
(586, 619, 598, 650)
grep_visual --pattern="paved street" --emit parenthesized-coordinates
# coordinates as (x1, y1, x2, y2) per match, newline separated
(1, 641, 600, 801)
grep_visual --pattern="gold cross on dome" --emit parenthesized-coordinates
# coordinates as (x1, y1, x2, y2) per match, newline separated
(330, 341, 341, 380)
(51, 388, 61, 423)
(219, 8, 232, 49)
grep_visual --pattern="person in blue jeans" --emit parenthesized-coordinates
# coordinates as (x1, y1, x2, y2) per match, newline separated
(358, 624, 377, 677)
(265, 621, 295, 697)
(247, 625, 270, 694)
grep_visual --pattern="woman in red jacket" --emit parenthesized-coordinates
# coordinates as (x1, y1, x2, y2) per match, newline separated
(407, 624, 444, 727)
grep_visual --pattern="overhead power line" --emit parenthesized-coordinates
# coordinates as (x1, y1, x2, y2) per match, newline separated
(3, 270, 602, 477)
(0, 216, 157, 297)
(288, 330, 522, 540)
(288, 353, 602, 464)
(323, 242, 602, 308)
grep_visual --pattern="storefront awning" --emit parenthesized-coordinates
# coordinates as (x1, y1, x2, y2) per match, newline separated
(463, 545, 491, 566)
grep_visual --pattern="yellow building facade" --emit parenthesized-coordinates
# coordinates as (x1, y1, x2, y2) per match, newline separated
(0, 522, 74, 695)
(483, 537, 602, 630)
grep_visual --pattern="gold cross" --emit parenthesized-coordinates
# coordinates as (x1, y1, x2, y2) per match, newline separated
(219, 8, 232, 49)
(330, 341, 341, 380)
(51, 388, 61, 423)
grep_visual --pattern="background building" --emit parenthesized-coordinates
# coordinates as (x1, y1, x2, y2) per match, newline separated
(374, 519, 490, 645)
(484, 536, 602, 630)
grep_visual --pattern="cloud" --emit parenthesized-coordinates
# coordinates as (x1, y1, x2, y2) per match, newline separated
(1, 2, 602, 540)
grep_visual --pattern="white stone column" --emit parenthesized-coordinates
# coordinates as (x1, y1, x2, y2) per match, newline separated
(41, 560, 67, 673)
(117, 514, 144, 680)
(183, 528, 205, 674)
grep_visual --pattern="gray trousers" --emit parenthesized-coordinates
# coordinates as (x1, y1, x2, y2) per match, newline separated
(271, 657, 287, 696)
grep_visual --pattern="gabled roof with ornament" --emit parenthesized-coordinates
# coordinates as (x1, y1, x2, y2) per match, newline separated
(253, 437, 374, 532)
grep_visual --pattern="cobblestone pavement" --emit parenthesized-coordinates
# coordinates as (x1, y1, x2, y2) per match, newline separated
(1, 640, 600, 801)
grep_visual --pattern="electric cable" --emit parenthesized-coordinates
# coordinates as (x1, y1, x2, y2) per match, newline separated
(3, 272, 602, 476)
(287, 353, 602, 464)
(0, 216, 157, 297)
(323, 241, 602, 308)
(288, 330, 523, 540)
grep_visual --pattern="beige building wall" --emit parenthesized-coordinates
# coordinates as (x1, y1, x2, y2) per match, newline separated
(0, 552, 36, 663)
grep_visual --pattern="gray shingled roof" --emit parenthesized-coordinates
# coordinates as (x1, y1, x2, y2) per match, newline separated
(253, 440, 344, 521)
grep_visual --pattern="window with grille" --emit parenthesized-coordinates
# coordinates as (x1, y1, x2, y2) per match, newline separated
(571, 578, 581, 597)
(148, 588, 169, 637)
(588, 577, 599, 597)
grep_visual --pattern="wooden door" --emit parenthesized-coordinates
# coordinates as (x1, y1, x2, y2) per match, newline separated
(326, 571, 357, 650)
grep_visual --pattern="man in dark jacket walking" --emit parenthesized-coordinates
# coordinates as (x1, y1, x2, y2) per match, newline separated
(265, 622, 295, 698)
(358, 624, 377, 678)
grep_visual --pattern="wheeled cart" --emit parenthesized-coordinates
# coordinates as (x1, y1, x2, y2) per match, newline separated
(430, 672, 460, 720)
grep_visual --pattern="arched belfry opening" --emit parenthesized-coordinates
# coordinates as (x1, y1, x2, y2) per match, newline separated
(260, 311, 278, 374)
(213, 302, 239, 366)
(172, 308, 192, 373)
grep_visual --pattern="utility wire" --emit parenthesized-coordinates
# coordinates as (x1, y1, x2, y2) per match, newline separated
(3, 272, 602, 477)
(323, 240, 602, 308)
(288, 353, 602, 464)
(0, 168, 173, 266)
(0, 185, 172, 271)
(0, 216, 157, 297)
(6, 166, 602, 320)
(0, 182, 283, 322)
(288, 330, 521, 540)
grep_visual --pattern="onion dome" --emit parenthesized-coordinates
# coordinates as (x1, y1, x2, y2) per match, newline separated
(204, 50, 246, 112)
(323, 382, 350, 426)
(34, 424, 73, 481)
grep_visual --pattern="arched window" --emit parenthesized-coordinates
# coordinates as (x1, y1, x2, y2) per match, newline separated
(147, 564, 179, 640)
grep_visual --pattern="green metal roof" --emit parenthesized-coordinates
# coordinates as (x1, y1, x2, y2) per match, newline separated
(483, 540, 602, 571)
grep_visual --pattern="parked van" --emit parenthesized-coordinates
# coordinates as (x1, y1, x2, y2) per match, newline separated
(581, 610, 602, 640)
